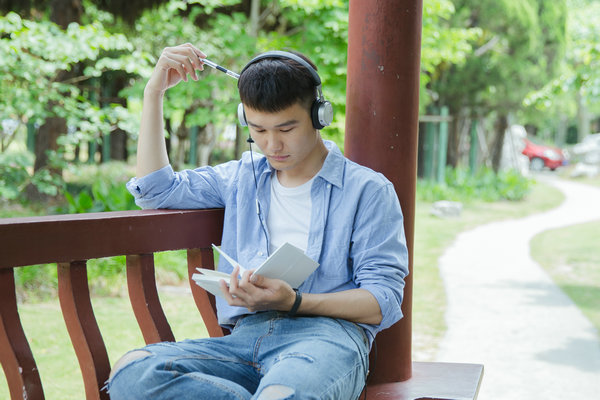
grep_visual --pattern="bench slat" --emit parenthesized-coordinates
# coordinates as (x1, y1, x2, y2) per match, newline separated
(126, 254, 175, 344)
(0, 268, 45, 400)
(58, 262, 110, 400)
(366, 361, 484, 400)
(186, 248, 227, 337)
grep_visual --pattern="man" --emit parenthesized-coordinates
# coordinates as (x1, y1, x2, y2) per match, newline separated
(108, 43, 408, 400)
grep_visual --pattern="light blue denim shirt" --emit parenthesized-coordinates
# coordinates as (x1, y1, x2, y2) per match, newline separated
(126, 140, 409, 344)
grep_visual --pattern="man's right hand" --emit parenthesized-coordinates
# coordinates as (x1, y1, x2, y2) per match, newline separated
(135, 43, 207, 177)
(145, 43, 207, 94)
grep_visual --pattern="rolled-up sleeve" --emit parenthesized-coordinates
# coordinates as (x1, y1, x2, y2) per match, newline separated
(126, 165, 176, 206)
(126, 164, 231, 210)
(352, 183, 409, 331)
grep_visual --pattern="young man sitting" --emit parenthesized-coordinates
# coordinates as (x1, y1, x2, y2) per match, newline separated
(107, 43, 409, 400)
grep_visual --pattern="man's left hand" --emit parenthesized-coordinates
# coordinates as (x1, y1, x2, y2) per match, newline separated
(219, 266, 296, 313)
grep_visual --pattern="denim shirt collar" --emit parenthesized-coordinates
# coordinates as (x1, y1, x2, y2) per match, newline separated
(316, 140, 345, 189)
(255, 139, 344, 189)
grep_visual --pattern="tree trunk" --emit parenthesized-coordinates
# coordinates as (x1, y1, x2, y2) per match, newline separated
(235, 124, 249, 159)
(576, 88, 590, 142)
(556, 114, 568, 147)
(174, 123, 189, 171)
(51, 0, 83, 29)
(28, 0, 82, 200)
(490, 114, 508, 172)
(249, 0, 260, 35)
(34, 112, 65, 173)
(446, 109, 462, 167)
(235, 0, 261, 159)
(110, 130, 128, 161)
(102, 72, 129, 161)
(198, 123, 217, 167)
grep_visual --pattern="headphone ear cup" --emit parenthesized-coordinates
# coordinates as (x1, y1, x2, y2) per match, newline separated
(238, 103, 248, 126)
(311, 100, 333, 130)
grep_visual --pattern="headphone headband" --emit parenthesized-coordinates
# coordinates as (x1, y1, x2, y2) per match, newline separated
(238, 50, 322, 87)
(237, 50, 333, 130)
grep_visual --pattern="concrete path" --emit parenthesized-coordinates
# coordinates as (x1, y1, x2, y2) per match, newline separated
(435, 177, 600, 399)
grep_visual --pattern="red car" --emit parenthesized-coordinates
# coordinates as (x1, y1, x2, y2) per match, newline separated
(521, 138, 568, 171)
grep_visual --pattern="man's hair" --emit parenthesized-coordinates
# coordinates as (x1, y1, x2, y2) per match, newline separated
(238, 52, 318, 114)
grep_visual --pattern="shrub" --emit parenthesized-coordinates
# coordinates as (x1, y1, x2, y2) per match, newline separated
(63, 179, 137, 213)
(418, 167, 532, 203)
(60, 161, 137, 213)
(0, 151, 64, 201)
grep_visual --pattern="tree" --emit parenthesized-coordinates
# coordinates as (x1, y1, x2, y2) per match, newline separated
(122, 1, 251, 169)
(0, 0, 174, 199)
(123, 0, 352, 169)
(3, 0, 528, 204)
(523, 0, 600, 143)
(0, 11, 138, 196)
(420, 0, 480, 113)
(430, 0, 567, 171)
(31, 0, 82, 194)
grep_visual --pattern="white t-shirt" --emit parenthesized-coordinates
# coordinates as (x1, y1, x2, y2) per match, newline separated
(267, 173, 314, 254)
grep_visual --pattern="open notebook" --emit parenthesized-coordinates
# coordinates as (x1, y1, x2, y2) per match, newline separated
(191, 243, 319, 299)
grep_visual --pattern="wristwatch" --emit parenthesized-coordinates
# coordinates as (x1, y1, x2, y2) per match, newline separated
(287, 289, 302, 317)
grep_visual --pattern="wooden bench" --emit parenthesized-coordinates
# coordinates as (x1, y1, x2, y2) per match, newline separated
(0, 209, 483, 399)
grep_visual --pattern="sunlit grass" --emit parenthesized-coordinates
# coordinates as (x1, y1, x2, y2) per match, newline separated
(530, 220, 600, 332)
(0, 291, 208, 400)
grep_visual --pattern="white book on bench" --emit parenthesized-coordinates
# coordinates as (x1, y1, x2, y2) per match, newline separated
(191, 243, 319, 299)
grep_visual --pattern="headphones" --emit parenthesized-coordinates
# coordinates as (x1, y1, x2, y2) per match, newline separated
(237, 51, 333, 130)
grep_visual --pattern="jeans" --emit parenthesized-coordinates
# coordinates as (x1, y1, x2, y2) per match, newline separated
(107, 311, 369, 400)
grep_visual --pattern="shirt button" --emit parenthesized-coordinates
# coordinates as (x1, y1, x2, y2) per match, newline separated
(259, 252, 264, 256)
(327, 184, 331, 189)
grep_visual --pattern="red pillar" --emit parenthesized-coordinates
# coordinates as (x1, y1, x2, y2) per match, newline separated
(345, 0, 423, 383)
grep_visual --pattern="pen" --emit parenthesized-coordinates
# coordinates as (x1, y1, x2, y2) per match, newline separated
(201, 58, 240, 80)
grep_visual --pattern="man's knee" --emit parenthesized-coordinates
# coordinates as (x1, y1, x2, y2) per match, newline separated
(109, 349, 152, 380)
(256, 384, 295, 400)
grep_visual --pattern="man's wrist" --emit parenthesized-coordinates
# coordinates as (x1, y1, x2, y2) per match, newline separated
(287, 289, 302, 317)
(143, 82, 166, 98)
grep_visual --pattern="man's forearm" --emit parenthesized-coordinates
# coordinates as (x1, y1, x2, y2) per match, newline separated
(136, 88, 170, 178)
(298, 289, 382, 325)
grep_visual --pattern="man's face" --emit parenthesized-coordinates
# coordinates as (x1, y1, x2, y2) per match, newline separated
(244, 102, 325, 181)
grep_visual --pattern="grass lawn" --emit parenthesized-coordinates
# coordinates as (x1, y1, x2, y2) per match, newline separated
(534, 170, 600, 332)
(0, 291, 208, 400)
(530, 220, 600, 333)
(558, 166, 600, 188)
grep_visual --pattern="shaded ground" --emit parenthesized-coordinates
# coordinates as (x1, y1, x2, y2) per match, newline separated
(435, 177, 600, 399)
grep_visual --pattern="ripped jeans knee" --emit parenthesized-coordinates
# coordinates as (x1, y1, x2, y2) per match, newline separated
(256, 384, 295, 400)
(105, 348, 154, 399)
(106, 340, 255, 400)
(109, 349, 152, 380)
